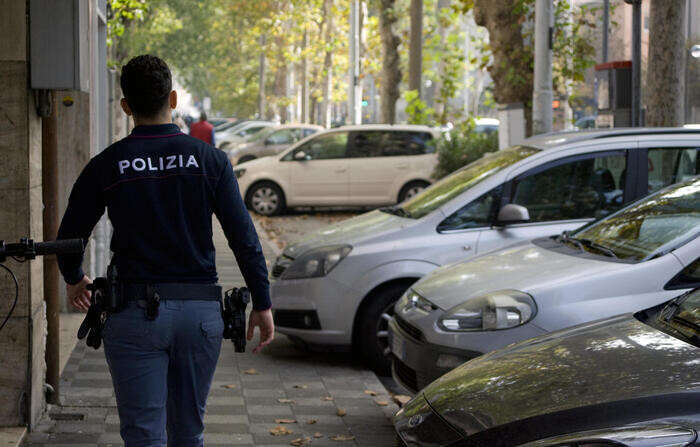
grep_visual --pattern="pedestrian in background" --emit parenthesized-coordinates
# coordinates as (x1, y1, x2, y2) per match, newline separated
(189, 111, 215, 146)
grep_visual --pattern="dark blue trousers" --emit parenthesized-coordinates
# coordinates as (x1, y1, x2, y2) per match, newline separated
(103, 300, 223, 447)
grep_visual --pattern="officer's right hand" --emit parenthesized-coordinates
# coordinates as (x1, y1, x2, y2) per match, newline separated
(67, 275, 93, 312)
(247, 309, 274, 353)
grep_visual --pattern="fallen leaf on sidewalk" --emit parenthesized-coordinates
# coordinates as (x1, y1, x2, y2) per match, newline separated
(392, 395, 411, 406)
(293, 384, 308, 389)
(275, 418, 297, 424)
(270, 425, 293, 436)
(243, 368, 259, 375)
(278, 398, 296, 404)
(363, 390, 378, 396)
(375, 400, 389, 406)
(221, 384, 236, 389)
(321, 396, 334, 401)
(306, 419, 317, 425)
(336, 408, 347, 417)
(330, 434, 355, 441)
(290, 437, 311, 446)
(313, 432, 323, 438)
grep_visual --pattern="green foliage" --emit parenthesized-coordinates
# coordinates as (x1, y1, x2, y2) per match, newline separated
(403, 89, 436, 125)
(107, 0, 148, 47)
(433, 119, 499, 179)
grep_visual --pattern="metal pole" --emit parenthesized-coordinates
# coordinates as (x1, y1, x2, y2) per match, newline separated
(532, 0, 553, 134)
(630, 0, 642, 126)
(41, 90, 60, 404)
(258, 34, 267, 120)
(349, 0, 362, 125)
(602, 0, 609, 62)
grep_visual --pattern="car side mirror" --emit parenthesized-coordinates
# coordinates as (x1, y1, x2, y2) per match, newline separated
(294, 151, 310, 161)
(495, 204, 530, 226)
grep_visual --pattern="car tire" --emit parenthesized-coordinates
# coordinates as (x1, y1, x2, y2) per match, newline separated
(245, 181, 286, 216)
(398, 181, 430, 203)
(237, 155, 256, 165)
(356, 282, 412, 376)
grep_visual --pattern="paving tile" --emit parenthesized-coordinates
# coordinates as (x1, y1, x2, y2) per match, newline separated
(26, 220, 397, 447)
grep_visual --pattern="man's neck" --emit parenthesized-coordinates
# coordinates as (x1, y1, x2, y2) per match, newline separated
(133, 113, 172, 127)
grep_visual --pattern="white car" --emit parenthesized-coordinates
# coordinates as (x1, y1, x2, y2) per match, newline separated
(217, 120, 273, 150)
(234, 125, 440, 215)
(267, 128, 700, 373)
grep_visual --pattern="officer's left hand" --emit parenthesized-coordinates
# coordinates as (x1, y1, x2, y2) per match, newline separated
(247, 309, 274, 353)
(67, 275, 93, 312)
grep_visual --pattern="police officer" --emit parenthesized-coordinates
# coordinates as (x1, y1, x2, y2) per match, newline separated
(56, 55, 274, 447)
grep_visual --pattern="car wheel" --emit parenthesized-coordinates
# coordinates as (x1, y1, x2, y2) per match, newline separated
(398, 181, 430, 203)
(246, 182, 286, 216)
(356, 282, 411, 375)
(238, 155, 256, 165)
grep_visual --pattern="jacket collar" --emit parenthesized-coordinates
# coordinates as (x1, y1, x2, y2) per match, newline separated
(129, 123, 182, 138)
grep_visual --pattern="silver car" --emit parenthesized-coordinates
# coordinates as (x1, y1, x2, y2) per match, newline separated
(217, 120, 273, 150)
(270, 128, 700, 373)
(389, 176, 700, 393)
(226, 124, 322, 165)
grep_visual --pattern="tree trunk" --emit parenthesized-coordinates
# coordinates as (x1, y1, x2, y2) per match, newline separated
(473, 0, 533, 133)
(377, 0, 401, 124)
(646, 0, 686, 126)
(409, 0, 423, 96)
(322, 0, 334, 128)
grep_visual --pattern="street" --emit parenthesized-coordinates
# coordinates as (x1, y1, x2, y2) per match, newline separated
(25, 213, 398, 447)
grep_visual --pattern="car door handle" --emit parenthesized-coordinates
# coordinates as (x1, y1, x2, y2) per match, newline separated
(335, 168, 347, 173)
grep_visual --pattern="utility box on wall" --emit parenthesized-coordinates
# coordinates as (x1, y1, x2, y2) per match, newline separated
(595, 61, 632, 128)
(29, 0, 90, 92)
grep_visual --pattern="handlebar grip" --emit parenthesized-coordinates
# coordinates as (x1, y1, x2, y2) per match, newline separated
(34, 239, 84, 256)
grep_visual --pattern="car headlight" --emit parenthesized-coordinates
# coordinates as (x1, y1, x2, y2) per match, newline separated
(438, 290, 536, 332)
(233, 168, 245, 179)
(281, 245, 352, 280)
(397, 289, 437, 313)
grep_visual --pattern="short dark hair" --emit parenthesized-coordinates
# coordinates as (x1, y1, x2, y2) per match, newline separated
(200, 111, 207, 122)
(120, 55, 172, 117)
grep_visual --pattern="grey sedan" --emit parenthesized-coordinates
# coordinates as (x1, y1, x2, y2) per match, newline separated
(226, 124, 322, 165)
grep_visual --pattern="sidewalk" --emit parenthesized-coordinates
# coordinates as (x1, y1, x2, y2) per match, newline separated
(25, 221, 398, 447)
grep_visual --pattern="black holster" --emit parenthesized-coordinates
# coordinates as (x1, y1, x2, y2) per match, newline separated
(221, 287, 250, 352)
(77, 265, 120, 350)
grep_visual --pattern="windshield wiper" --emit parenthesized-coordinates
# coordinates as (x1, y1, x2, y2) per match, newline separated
(556, 233, 618, 258)
(576, 238, 618, 258)
(380, 206, 412, 218)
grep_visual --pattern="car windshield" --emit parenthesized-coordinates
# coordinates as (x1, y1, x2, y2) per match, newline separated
(247, 127, 277, 142)
(571, 177, 700, 261)
(394, 145, 540, 219)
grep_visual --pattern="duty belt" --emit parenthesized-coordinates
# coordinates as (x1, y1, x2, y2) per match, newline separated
(122, 282, 222, 302)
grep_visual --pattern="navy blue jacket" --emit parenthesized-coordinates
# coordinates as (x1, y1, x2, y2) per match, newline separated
(57, 123, 271, 310)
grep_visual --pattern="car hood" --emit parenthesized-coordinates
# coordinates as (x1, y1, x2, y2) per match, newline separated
(413, 241, 625, 310)
(283, 210, 416, 258)
(423, 315, 700, 437)
(237, 155, 275, 169)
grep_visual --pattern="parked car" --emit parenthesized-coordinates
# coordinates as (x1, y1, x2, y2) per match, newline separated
(217, 120, 273, 150)
(394, 279, 700, 447)
(267, 128, 700, 374)
(235, 125, 440, 215)
(473, 117, 499, 134)
(389, 176, 700, 392)
(226, 124, 323, 165)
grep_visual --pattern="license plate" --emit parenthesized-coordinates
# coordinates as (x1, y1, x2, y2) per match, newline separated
(390, 332, 406, 360)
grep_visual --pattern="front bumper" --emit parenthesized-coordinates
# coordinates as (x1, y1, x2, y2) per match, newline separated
(389, 316, 481, 394)
(270, 275, 362, 346)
